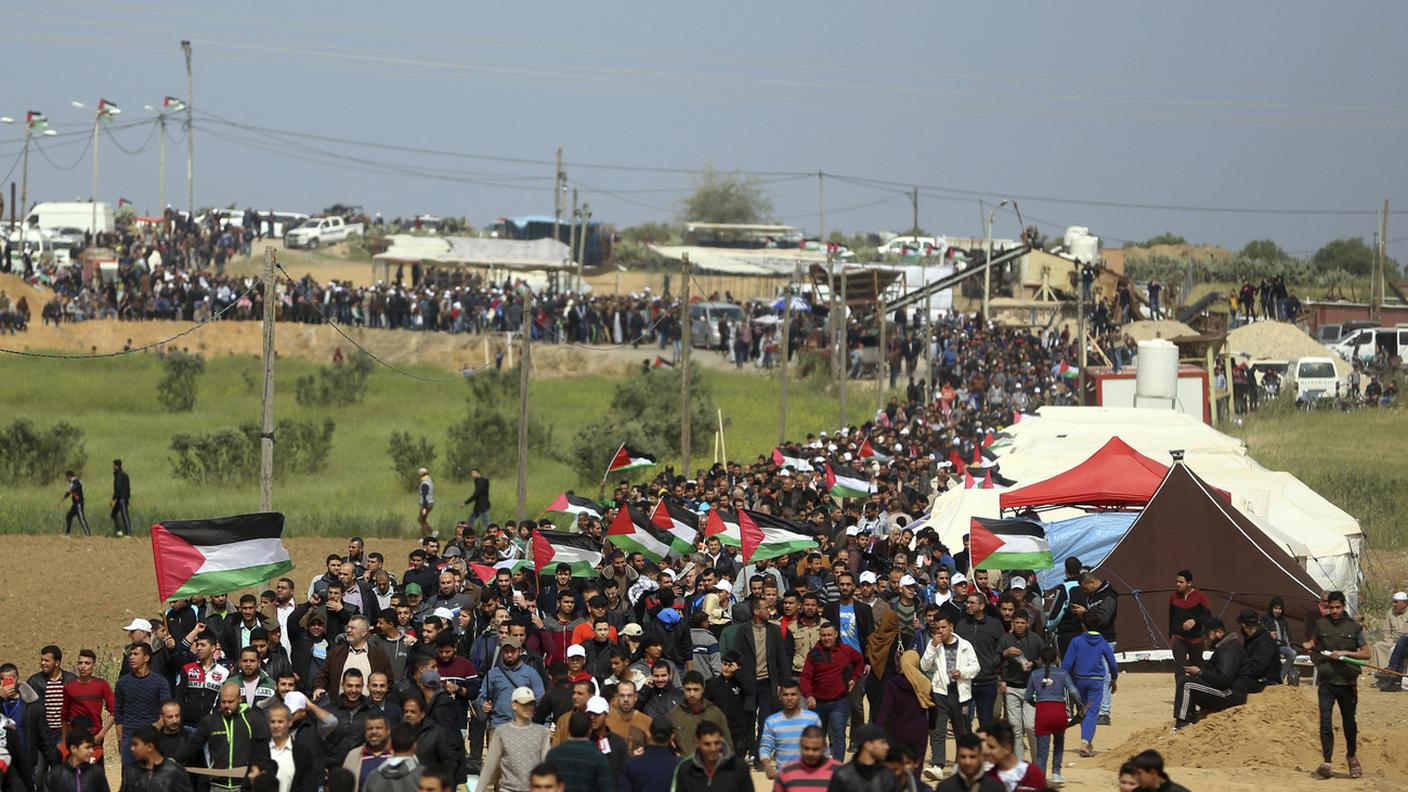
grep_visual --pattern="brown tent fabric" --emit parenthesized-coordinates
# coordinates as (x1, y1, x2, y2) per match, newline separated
(1094, 464, 1323, 654)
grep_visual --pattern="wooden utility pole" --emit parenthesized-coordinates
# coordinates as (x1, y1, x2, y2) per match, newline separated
(516, 331, 530, 521)
(553, 147, 563, 250)
(181, 40, 194, 222)
(576, 202, 590, 292)
(878, 294, 887, 410)
(1077, 278, 1087, 406)
(259, 247, 276, 512)
(911, 187, 919, 234)
(1372, 198, 1388, 321)
(567, 188, 579, 280)
(838, 262, 848, 428)
(817, 171, 826, 244)
(778, 265, 797, 444)
(680, 253, 693, 475)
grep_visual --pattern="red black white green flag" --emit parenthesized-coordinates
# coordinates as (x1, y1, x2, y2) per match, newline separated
(605, 443, 656, 476)
(545, 492, 603, 520)
(531, 529, 603, 577)
(649, 497, 701, 555)
(825, 462, 875, 498)
(970, 516, 1053, 570)
(772, 448, 811, 472)
(704, 508, 816, 562)
(606, 504, 673, 563)
(150, 513, 293, 602)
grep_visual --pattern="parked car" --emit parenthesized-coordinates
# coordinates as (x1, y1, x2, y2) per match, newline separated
(877, 235, 945, 257)
(1315, 320, 1379, 344)
(284, 216, 365, 249)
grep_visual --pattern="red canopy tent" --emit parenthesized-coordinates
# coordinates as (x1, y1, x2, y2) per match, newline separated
(999, 437, 1170, 510)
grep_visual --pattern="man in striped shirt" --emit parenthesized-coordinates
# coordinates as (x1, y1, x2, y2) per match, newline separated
(761, 679, 822, 780)
(773, 726, 840, 792)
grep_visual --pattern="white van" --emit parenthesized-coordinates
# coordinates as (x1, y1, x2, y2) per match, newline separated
(1330, 327, 1406, 363)
(689, 302, 746, 348)
(1288, 357, 1340, 403)
(26, 201, 114, 235)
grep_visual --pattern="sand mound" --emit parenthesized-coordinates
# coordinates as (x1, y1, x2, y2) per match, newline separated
(1228, 321, 1351, 378)
(1095, 684, 1402, 778)
(0, 272, 50, 305)
(1123, 319, 1197, 342)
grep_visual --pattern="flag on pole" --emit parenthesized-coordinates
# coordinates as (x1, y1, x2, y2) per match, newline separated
(150, 512, 293, 602)
(649, 498, 701, 556)
(26, 111, 48, 132)
(772, 448, 812, 472)
(1056, 360, 1078, 380)
(545, 492, 603, 520)
(969, 517, 1054, 570)
(163, 96, 186, 112)
(705, 509, 816, 562)
(97, 99, 121, 117)
(531, 530, 603, 577)
(652, 356, 674, 369)
(825, 463, 875, 498)
(857, 437, 892, 462)
(605, 443, 656, 476)
(606, 504, 673, 563)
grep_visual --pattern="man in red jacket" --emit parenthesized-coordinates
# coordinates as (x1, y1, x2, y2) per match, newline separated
(983, 720, 1046, 791)
(799, 622, 864, 761)
(1168, 569, 1211, 688)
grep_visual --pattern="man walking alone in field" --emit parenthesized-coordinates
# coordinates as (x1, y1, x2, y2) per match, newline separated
(111, 459, 132, 537)
(417, 468, 435, 537)
(59, 470, 91, 537)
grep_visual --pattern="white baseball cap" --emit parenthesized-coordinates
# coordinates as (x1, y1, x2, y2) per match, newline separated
(511, 686, 538, 705)
(284, 691, 308, 713)
(714, 580, 733, 592)
(951, 573, 968, 585)
(1393, 591, 1408, 602)
(566, 644, 587, 658)
(432, 607, 457, 621)
(586, 696, 610, 714)
(859, 571, 877, 584)
(1009, 577, 1027, 589)
(899, 574, 918, 588)
(123, 618, 154, 633)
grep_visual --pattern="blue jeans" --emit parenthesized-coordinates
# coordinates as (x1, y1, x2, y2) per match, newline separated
(814, 697, 850, 760)
(1389, 635, 1408, 673)
(1074, 678, 1103, 742)
(1100, 642, 1116, 717)
(469, 510, 491, 533)
(964, 682, 998, 730)
(1034, 731, 1065, 777)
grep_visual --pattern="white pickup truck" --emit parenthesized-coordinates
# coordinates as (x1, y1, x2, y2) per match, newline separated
(283, 216, 364, 249)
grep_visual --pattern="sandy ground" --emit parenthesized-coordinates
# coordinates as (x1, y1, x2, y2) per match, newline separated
(3, 535, 1404, 791)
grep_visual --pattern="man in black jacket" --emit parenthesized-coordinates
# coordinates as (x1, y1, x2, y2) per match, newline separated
(956, 592, 1004, 731)
(671, 720, 752, 792)
(463, 469, 491, 533)
(1172, 618, 1249, 730)
(178, 684, 270, 792)
(45, 731, 108, 792)
(1074, 572, 1119, 725)
(125, 726, 194, 792)
(111, 458, 133, 537)
(727, 597, 786, 756)
(1239, 609, 1282, 693)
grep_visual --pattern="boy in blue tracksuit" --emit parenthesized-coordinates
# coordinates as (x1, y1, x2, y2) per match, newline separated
(1062, 612, 1117, 757)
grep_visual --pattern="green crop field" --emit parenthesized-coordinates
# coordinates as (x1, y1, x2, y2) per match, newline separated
(0, 352, 878, 537)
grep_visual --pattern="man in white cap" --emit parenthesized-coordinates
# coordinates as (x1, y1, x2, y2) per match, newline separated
(894, 575, 921, 646)
(477, 686, 549, 792)
(856, 571, 891, 622)
(585, 694, 630, 780)
(1370, 591, 1408, 674)
(120, 618, 174, 680)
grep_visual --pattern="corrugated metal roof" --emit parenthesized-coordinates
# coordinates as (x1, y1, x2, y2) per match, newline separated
(648, 245, 828, 276)
(375, 234, 573, 270)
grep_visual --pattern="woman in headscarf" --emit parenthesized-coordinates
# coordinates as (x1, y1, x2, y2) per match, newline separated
(864, 609, 903, 728)
(876, 649, 935, 765)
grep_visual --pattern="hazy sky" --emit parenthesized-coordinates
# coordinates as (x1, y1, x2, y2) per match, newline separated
(2, 1, 1406, 256)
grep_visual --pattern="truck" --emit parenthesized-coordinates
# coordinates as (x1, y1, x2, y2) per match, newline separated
(283, 215, 364, 249)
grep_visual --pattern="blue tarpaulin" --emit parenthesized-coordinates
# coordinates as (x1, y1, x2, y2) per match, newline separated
(1035, 512, 1139, 590)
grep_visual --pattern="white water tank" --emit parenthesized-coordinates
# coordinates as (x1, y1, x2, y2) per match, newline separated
(1063, 226, 1089, 248)
(1069, 234, 1099, 263)
(1135, 339, 1180, 405)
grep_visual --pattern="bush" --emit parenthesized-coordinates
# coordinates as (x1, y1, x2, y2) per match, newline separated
(294, 353, 375, 407)
(156, 351, 206, 413)
(387, 431, 437, 491)
(567, 367, 719, 482)
(443, 369, 555, 480)
(0, 419, 87, 485)
(169, 417, 336, 484)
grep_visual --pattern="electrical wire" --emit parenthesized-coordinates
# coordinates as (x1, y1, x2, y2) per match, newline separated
(101, 117, 160, 155)
(0, 279, 261, 360)
(32, 128, 93, 171)
(0, 146, 20, 186)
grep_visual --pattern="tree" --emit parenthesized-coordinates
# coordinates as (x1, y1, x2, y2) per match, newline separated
(1239, 239, 1287, 261)
(568, 368, 718, 483)
(1311, 237, 1396, 277)
(443, 370, 555, 480)
(679, 166, 773, 224)
(621, 222, 681, 245)
(1129, 232, 1189, 248)
(156, 351, 206, 413)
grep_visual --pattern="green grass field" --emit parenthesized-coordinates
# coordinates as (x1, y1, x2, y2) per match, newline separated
(0, 353, 880, 536)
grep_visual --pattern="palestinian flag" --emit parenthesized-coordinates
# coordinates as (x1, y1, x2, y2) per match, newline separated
(653, 356, 674, 369)
(605, 443, 656, 476)
(970, 517, 1053, 570)
(948, 449, 967, 475)
(97, 99, 121, 117)
(545, 492, 602, 520)
(772, 448, 811, 472)
(26, 111, 48, 132)
(650, 498, 701, 555)
(163, 96, 186, 112)
(606, 504, 673, 562)
(1056, 360, 1078, 380)
(704, 509, 816, 562)
(983, 431, 995, 448)
(857, 437, 892, 462)
(531, 529, 603, 577)
(150, 513, 293, 602)
(963, 470, 976, 489)
(826, 462, 874, 498)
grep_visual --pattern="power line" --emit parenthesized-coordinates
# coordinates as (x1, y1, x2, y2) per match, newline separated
(32, 129, 94, 171)
(102, 117, 160, 155)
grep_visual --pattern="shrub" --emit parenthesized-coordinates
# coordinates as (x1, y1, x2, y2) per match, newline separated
(443, 369, 555, 480)
(294, 353, 375, 407)
(169, 417, 336, 484)
(156, 351, 206, 413)
(0, 419, 87, 485)
(387, 431, 437, 491)
(567, 367, 719, 483)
